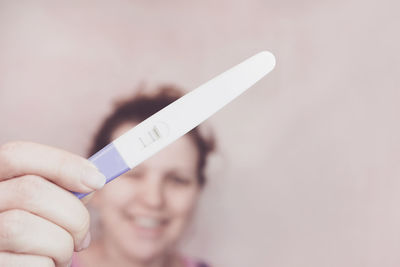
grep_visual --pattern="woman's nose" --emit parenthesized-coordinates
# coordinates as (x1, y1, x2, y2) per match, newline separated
(137, 176, 164, 209)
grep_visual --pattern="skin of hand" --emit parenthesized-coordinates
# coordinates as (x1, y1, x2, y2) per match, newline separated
(0, 141, 106, 267)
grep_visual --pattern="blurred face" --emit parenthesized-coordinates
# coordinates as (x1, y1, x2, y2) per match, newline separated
(94, 122, 201, 262)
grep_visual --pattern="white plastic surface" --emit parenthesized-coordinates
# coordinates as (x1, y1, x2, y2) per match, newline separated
(113, 51, 276, 168)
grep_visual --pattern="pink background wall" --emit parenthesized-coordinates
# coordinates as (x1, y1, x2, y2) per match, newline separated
(1, 0, 399, 266)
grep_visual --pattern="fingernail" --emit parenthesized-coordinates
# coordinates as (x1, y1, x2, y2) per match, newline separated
(78, 232, 91, 251)
(82, 165, 106, 190)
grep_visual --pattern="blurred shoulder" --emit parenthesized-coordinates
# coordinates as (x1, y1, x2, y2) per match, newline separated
(183, 256, 212, 267)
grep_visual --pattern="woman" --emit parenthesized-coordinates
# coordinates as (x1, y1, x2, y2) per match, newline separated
(0, 86, 214, 267)
(74, 86, 214, 267)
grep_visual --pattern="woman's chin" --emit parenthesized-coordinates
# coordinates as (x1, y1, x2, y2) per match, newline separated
(120, 240, 166, 263)
(111, 219, 183, 263)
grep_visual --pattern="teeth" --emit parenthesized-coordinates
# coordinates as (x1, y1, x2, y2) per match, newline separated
(134, 217, 162, 228)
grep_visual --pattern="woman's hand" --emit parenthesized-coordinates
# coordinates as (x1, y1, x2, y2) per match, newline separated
(0, 141, 106, 267)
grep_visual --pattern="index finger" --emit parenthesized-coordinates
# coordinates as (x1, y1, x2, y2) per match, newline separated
(0, 141, 106, 193)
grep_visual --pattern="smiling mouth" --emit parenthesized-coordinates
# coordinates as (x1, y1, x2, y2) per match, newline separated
(134, 216, 166, 228)
(123, 212, 168, 230)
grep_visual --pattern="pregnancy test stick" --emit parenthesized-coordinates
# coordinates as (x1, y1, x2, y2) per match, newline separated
(74, 51, 276, 198)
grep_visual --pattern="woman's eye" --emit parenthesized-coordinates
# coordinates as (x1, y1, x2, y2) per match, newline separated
(125, 170, 144, 179)
(167, 175, 192, 186)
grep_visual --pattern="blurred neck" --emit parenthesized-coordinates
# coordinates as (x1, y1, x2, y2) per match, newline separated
(77, 239, 182, 267)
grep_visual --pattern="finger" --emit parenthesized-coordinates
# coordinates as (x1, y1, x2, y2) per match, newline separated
(0, 209, 74, 266)
(0, 252, 55, 267)
(0, 175, 90, 251)
(81, 192, 94, 205)
(0, 141, 105, 193)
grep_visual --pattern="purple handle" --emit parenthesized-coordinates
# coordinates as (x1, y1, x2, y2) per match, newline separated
(72, 143, 130, 199)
